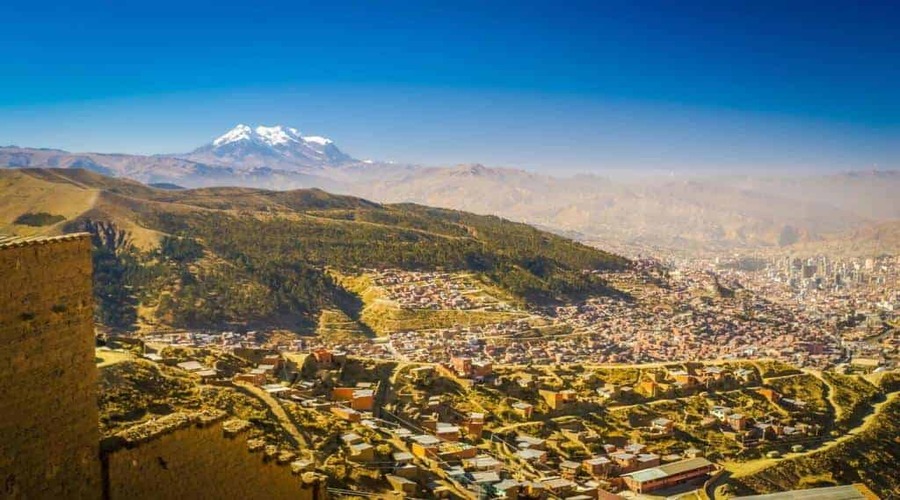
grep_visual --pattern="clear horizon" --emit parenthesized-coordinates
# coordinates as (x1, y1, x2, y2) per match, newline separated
(2, 1, 898, 173)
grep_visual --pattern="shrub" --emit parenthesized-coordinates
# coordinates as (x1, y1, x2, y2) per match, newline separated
(14, 212, 66, 226)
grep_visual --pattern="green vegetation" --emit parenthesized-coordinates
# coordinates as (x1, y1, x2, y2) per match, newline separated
(31, 169, 628, 332)
(357, 301, 525, 336)
(81, 220, 162, 331)
(316, 309, 372, 342)
(99, 353, 298, 449)
(99, 359, 198, 432)
(157, 263, 276, 327)
(755, 360, 803, 379)
(731, 396, 900, 498)
(159, 235, 205, 263)
(13, 211, 66, 226)
(873, 371, 900, 393)
(149, 205, 625, 305)
(767, 373, 831, 420)
(823, 372, 879, 431)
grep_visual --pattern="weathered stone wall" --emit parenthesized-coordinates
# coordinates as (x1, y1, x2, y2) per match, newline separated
(0, 235, 327, 499)
(0, 234, 102, 499)
(103, 413, 327, 500)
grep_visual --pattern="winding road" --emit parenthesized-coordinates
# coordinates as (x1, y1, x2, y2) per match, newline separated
(706, 390, 899, 499)
(233, 381, 309, 447)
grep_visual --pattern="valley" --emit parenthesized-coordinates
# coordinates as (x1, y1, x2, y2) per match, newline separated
(2, 168, 897, 500)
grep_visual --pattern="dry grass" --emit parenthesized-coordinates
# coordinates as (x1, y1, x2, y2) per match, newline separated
(95, 348, 135, 368)
(0, 169, 166, 248)
(0, 170, 98, 236)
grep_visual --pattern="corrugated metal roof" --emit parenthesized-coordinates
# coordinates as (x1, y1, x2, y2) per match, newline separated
(623, 457, 714, 484)
(657, 457, 713, 476)
(625, 468, 667, 482)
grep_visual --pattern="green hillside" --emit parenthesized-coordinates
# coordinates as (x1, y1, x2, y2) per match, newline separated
(1, 168, 628, 332)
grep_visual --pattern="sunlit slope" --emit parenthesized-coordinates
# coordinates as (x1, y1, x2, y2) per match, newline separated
(0, 169, 99, 237)
(1, 168, 629, 332)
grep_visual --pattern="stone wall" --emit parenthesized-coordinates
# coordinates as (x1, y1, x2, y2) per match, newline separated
(0, 234, 102, 499)
(102, 412, 327, 500)
(0, 234, 327, 499)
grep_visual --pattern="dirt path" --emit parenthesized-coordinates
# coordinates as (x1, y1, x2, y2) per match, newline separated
(802, 390, 897, 451)
(708, 389, 900, 499)
(233, 381, 308, 447)
(491, 420, 544, 434)
(607, 377, 804, 412)
(805, 369, 842, 421)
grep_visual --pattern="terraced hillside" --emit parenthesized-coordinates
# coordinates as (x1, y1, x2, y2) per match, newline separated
(729, 393, 900, 497)
(0, 168, 628, 333)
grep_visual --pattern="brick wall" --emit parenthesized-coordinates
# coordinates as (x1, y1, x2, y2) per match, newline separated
(0, 235, 327, 499)
(102, 413, 327, 500)
(0, 234, 102, 499)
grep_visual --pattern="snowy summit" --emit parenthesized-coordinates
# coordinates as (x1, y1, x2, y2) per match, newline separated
(190, 123, 353, 170)
(212, 124, 332, 148)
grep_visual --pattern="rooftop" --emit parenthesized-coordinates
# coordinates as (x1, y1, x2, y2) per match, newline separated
(411, 434, 440, 446)
(625, 468, 667, 483)
(622, 457, 714, 483)
(658, 457, 714, 476)
(0, 232, 90, 249)
(470, 471, 501, 484)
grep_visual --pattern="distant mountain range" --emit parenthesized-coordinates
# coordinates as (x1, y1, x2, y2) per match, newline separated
(3, 123, 899, 255)
(785, 219, 900, 257)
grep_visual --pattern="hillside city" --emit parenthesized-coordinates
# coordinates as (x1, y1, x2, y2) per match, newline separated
(2, 166, 897, 500)
(3, 165, 895, 500)
(115, 249, 897, 499)
(139, 253, 898, 369)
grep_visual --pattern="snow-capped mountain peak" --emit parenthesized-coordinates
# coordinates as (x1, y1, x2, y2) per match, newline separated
(254, 125, 301, 146)
(190, 123, 353, 171)
(302, 135, 332, 146)
(212, 124, 334, 148)
(213, 124, 253, 146)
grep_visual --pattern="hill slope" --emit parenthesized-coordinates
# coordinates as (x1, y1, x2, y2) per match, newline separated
(355, 168, 886, 255)
(731, 392, 900, 497)
(0, 168, 628, 332)
(5, 127, 899, 256)
(787, 219, 900, 257)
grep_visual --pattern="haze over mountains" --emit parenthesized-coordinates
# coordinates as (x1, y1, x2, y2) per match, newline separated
(3, 123, 898, 256)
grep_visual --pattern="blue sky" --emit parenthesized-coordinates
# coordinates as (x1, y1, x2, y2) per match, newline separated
(1, 0, 897, 172)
